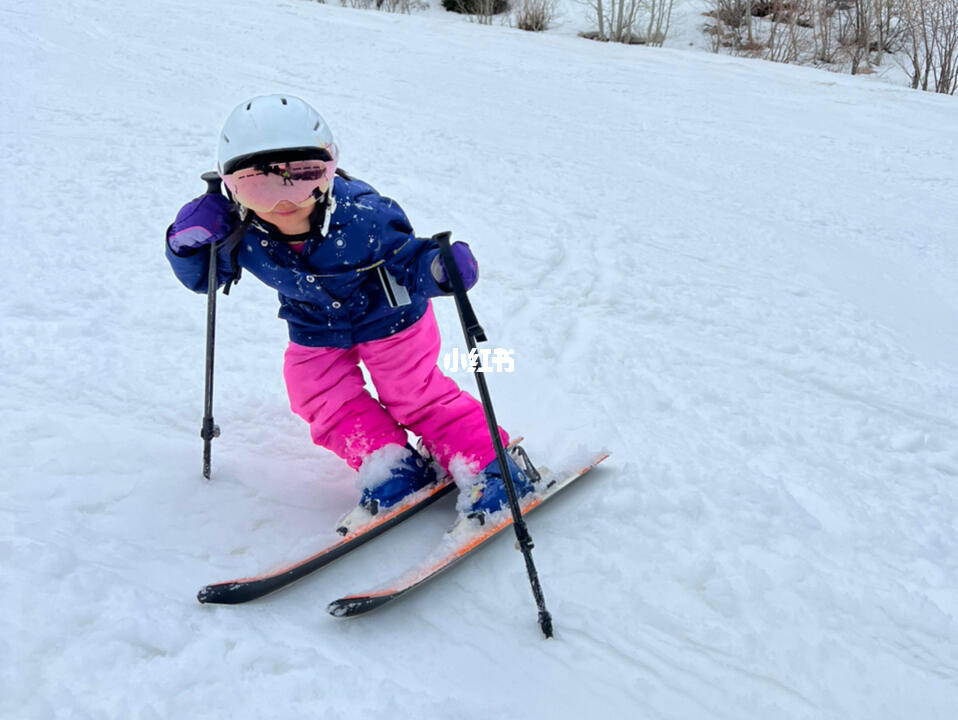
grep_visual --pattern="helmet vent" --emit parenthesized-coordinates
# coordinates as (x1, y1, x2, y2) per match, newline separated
(313, 121, 320, 131)
(246, 102, 251, 110)
(223, 134, 230, 144)
(281, 97, 288, 105)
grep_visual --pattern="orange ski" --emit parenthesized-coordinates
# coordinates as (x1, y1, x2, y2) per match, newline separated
(327, 450, 610, 618)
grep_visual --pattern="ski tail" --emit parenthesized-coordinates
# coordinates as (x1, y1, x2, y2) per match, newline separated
(197, 479, 456, 604)
(195, 436, 527, 605)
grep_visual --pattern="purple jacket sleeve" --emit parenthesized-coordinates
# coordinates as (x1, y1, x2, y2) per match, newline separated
(165, 230, 240, 294)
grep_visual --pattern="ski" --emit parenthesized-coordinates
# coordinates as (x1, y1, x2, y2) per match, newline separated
(326, 450, 609, 618)
(196, 437, 526, 604)
(196, 479, 455, 604)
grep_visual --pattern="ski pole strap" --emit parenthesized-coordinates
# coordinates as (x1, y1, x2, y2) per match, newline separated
(434, 232, 486, 343)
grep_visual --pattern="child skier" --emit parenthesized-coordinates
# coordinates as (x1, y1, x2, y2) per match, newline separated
(165, 94, 532, 521)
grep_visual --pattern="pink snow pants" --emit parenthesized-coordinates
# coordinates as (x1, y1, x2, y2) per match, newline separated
(283, 303, 508, 472)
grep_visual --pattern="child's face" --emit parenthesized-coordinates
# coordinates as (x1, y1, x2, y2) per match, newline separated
(255, 199, 314, 236)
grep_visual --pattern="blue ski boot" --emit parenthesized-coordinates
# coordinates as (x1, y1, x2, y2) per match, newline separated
(464, 452, 536, 517)
(359, 443, 438, 516)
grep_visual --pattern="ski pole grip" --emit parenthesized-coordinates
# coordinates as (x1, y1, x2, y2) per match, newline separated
(202, 171, 223, 196)
(434, 231, 486, 343)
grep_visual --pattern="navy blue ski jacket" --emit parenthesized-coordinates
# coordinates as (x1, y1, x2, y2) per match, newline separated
(166, 175, 446, 348)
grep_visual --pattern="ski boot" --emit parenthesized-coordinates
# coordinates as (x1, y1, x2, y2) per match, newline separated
(337, 443, 438, 535)
(359, 443, 438, 514)
(462, 446, 540, 523)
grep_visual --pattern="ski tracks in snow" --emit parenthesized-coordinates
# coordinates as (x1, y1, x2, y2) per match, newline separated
(4, 0, 958, 718)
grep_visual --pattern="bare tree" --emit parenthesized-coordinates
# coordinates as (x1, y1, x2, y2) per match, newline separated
(706, 0, 750, 51)
(903, 0, 933, 87)
(900, 0, 958, 92)
(785, 0, 817, 62)
(702, 0, 956, 92)
(612, 0, 644, 41)
(766, 0, 786, 59)
(469, 0, 502, 24)
(581, 0, 674, 43)
(870, 0, 901, 65)
(812, 0, 838, 62)
(846, 0, 874, 73)
(931, 0, 958, 92)
(645, 0, 675, 46)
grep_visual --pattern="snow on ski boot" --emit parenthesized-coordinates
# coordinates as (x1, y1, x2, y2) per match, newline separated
(461, 449, 537, 523)
(336, 443, 438, 535)
(359, 443, 438, 515)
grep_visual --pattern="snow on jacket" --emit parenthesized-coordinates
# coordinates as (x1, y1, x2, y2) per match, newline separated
(166, 175, 446, 348)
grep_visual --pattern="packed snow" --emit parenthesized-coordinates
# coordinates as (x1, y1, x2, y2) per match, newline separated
(2, 0, 958, 718)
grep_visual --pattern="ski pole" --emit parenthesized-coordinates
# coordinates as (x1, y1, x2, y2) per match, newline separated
(200, 171, 222, 480)
(433, 231, 554, 639)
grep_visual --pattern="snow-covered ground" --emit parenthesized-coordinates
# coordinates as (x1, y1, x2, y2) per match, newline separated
(3, 0, 958, 718)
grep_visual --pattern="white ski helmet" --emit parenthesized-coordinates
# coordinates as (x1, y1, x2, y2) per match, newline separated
(217, 94, 338, 176)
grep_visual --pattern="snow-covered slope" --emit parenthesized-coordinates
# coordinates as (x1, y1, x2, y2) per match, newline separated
(2, 1, 957, 718)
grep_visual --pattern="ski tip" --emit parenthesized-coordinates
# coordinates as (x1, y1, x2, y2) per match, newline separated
(327, 597, 368, 617)
(327, 593, 396, 618)
(196, 583, 242, 605)
(326, 600, 349, 617)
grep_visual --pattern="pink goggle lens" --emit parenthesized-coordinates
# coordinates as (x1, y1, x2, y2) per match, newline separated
(223, 159, 335, 213)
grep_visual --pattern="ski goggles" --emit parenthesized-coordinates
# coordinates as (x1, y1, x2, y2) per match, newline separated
(222, 158, 336, 213)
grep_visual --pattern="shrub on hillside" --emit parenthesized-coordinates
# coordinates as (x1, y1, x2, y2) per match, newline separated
(514, 0, 558, 30)
(442, 0, 510, 15)
(338, 0, 428, 11)
(703, 0, 956, 93)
